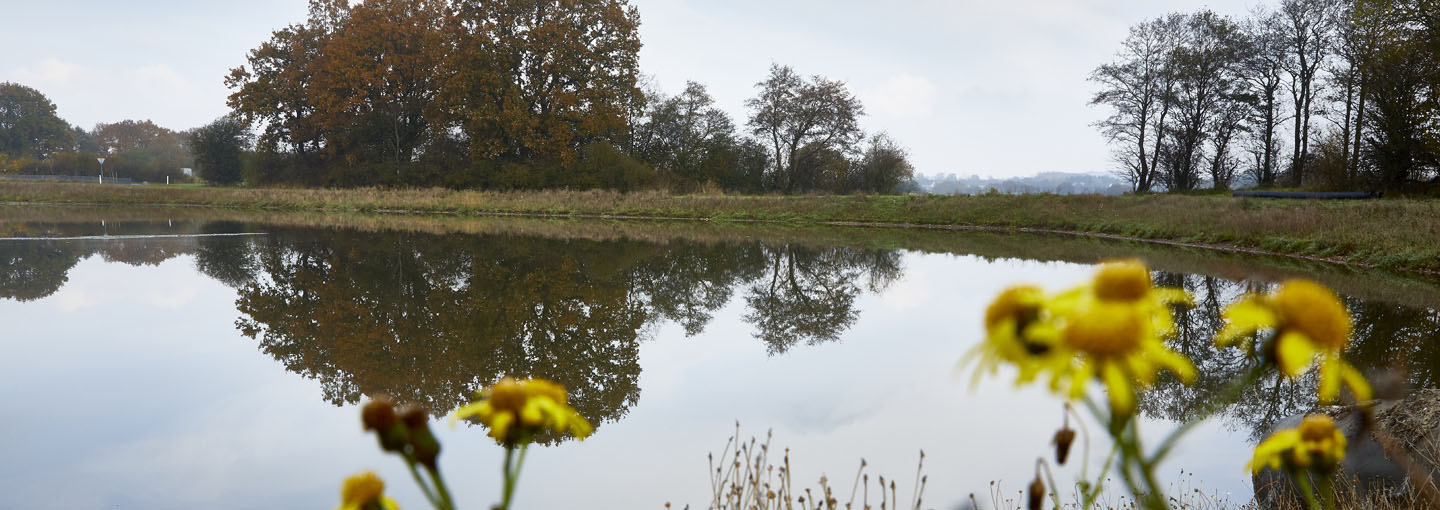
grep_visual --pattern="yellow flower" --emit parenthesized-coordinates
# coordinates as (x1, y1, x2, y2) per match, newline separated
(338, 471, 400, 510)
(1216, 279, 1371, 403)
(451, 377, 594, 445)
(1248, 414, 1347, 474)
(963, 285, 1073, 390)
(1055, 260, 1195, 417)
(1092, 259, 1153, 302)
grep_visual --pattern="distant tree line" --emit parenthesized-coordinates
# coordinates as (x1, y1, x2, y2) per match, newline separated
(1091, 0, 1439, 193)
(1, 0, 915, 193)
(222, 0, 914, 193)
(0, 82, 205, 184)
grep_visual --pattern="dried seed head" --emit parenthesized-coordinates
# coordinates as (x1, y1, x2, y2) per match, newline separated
(399, 405, 428, 430)
(1053, 427, 1077, 465)
(1027, 476, 1045, 510)
(361, 395, 397, 432)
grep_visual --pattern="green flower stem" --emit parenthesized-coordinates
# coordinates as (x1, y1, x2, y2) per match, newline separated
(1121, 422, 1167, 510)
(498, 443, 531, 510)
(1082, 443, 1120, 509)
(1036, 458, 1063, 510)
(402, 454, 443, 510)
(1291, 470, 1323, 510)
(1149, 363, 1268, 465)
(1078, 397, 1166, 508)
(499, 446, 515, 510)
(1067, 403, 1093, 482)
(1316, 474, 1336, 510)
(1077, 397, 1147, 506)
(426, 464, 456, 510)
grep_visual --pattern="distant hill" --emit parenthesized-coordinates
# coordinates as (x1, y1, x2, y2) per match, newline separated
(912, 172, 1130, 195)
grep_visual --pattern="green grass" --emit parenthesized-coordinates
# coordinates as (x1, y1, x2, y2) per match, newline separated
(4, 180, 1440, 273)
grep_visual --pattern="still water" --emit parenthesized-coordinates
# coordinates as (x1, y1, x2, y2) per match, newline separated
(2, 207, 1438, 509)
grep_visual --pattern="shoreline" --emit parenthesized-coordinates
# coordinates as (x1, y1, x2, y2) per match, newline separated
(4, 181, 1439, 274)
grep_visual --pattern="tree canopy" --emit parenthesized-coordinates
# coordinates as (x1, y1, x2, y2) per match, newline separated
(1092, 0, 1439, 192)
(190, 116, 252, 185)
(0, 82, 73, 161)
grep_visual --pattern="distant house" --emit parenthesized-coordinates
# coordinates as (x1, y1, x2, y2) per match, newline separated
(181, 168, 193, 176)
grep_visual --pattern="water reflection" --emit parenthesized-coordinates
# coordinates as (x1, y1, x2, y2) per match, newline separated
(1143, 271, 1440, 440)
(3, 215, 1439, 445)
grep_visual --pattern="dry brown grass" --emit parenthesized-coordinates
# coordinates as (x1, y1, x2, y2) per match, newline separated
(7, 202, 1440, 310)
(680, 426, 1433, 510)
(4, 180, 1440, 272)
(681, 425, 929, 510)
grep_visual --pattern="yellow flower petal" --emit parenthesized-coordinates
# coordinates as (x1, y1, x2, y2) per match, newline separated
(1151, 287, 1193, 307)
(1274, 331, 1317, 378)
(1317, 357, 1343, 403)
(1339, 362, 1372, 402)
(1093, 259, 1151, 302)
(488, 412, 514, 442)
(1272, 280, 1351, 351)
(339, 471, 387, 510)
(1249, 415, 1346, 474)
(1215, 297, 1274, 348)
(450, 401, 489, 427)
(1069, 361, 1095, 400)
(1249, 429, 1300, 473)
(1102, 363, 1136, 417)
(452, 377, 594, 445)
(1153, 347, 1197, 384)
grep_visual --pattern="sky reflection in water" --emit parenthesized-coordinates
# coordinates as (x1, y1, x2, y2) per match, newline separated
(2, 213, 1438, 509)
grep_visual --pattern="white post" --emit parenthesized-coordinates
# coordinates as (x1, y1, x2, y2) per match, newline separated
(99, 173, 103, 185)
(166, 176, 170, 185)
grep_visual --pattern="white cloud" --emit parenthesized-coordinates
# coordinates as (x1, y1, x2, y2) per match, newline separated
(53, 290, 100, 312)
(862, 73, 940, 119)
(131, 63, 188, 95)
(13, 57, 90, 88)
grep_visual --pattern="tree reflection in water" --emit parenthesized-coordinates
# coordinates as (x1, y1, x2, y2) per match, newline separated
(1142, 272, 1440, 440)
(744, 245, 902, 354)
(226, 227, 903, 439)
(3, 218, 1440, 442)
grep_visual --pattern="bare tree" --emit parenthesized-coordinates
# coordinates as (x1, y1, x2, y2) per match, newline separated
(1280, 0, 1338, 186)
(1209, 95, 1251, 189)
(636, 81, 737, 181)
(1165, 10, 1248, 191)
(1325, 0, 1384, 186)
(745, 64, 864, 193)
(850, 133, 915, 194)
(1091, 15, 1186, 192)
(1239, 8, 1291, 187)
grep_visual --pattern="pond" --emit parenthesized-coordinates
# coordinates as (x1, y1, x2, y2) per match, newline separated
(2, 206, 1438, 509)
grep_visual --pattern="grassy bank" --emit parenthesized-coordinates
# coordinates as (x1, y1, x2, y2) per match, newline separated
(4, 180, 1440, 273)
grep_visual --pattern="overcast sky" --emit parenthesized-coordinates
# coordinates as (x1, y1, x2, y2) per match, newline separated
(1, 0, 1258, 178)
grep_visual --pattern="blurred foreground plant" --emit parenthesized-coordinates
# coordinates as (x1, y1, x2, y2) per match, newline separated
(963, 259, 1402, 510)
(343, 377, 592, 510)
(338, 471, 400, 510)
(452, 377, 593, 510)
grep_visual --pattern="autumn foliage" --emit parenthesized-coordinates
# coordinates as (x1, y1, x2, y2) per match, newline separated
(226, 0, 646, 188)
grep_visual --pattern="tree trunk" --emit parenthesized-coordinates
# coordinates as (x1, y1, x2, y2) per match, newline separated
(1351, 71, 1368, 184)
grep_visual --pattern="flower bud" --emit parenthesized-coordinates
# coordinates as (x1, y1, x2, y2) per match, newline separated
(1027, 476, 1045, 510)
(362, 396, 408, 453)
(400, 405, 441, 470)
(1053, 427, 1076, 465)
(362, 396, 397, 432)
(399, 405, 428, 430)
